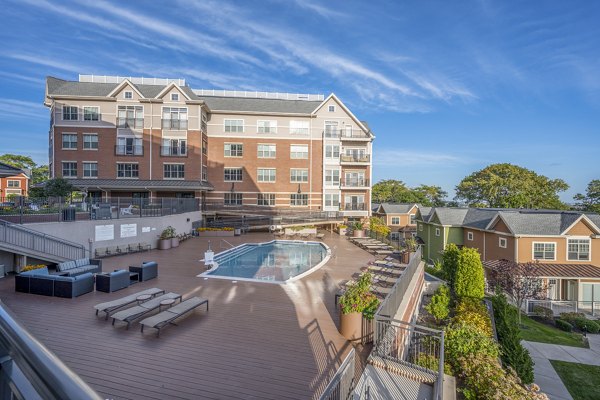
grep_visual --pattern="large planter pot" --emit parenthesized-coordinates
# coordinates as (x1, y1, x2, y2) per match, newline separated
(171, 237, 180, 248)
(339, 312, 363, 342)
(157, 239, 172, 250)
(353, 229, 365, 238)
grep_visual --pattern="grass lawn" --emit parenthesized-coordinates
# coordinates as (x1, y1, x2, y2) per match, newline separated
(519, 315, 587, 348)
(550, 360, 600, 400)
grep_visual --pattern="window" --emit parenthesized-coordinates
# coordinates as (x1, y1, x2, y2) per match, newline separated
(324, 194, 340, 208)
(62, 133, 77, 149)
(290, 120, 309, 135)
(62, 106, 78, 121)
(124, 91, 133, 99)
(171, 93, 179, 101)
(224, 168, 243, 182)
(83, 106, 99, 121)
(257, 144, 276, 158)
(328, 105, 335, 112)
(324, 121, 338, 137)
(7, 180, 20, 187)
(257, 168, 276, 182)
(499, 237, 507, 248)
(258, 193, 276, 206)
(467, 232, 474, 241)
(390, 232, 400, 241)
(290, 145, 309, 159)
(116, 137, 143, 155)
(202, 138, 208, 155)
(62, 162, 77, 178)
(568, 238, 590, 261)
(419, 223, 423, 231)
(290, 169, 308, 182)
(224, 119, 244, 133)
(117, 106, 143, 129)
(161, 139, 187, 156)
(325, 144, 340, 159)
(290, 194, 308, 206)
(224, 143, 243, 157)
(83, 134, 98, 150)
(325, 169, 340, 186)
(435, 228, 441, 237)
(224, 193, 242, 206)
(83, 162, 98, 178)
(391, 217, 400, 225)
(162, 107, 188, 129)
(202, 166, 207, 181)
(164, 164, 184, 179)
(410, 214, 416, 225)
(117, 163, 139, 178)
(533, 242, 556, 260)
(257, 120, 277, 133)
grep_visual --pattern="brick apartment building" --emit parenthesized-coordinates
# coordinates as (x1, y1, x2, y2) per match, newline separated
(44, 75, 374, 218)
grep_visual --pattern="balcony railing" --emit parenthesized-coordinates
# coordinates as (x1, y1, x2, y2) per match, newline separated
(162, 119, 188, 130)
(117, 118, 144, 129)
(160, 145, 188, 157)
(324, 130, 370, 139)
(342, 203, 366, 211)
(115, 145, 143, 156)
(340, 154, 371, 163)
(341, 178, 369, 187)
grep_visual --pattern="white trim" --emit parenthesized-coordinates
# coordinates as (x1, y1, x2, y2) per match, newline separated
(566, 237, 592, 262)
(107, 79, 145, 98)
(531, 241, 557, 261)
(467, 231, 474, 241)
(484, 213, 515, 234)
(154, 82, 192, 101)
(435, 227, 440, 237)
(499, 237, 507, 248)
(561, 214, 600, 235)
(312, 93, 371, 135)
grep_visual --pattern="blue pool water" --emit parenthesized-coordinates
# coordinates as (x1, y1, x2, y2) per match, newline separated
(205, 241, 329, 282)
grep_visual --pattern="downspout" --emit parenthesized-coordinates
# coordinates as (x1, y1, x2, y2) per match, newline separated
(149, 101, 153, 181)
(309, 116, 313, 210)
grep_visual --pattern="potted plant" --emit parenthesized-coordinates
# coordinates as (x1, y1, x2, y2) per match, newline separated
(402, 237, 418, 263)
(158, 226, 175, 250)
(338, 272, 380, 341)
(170, 227, 180, 248)
(352, 221, 365, 238)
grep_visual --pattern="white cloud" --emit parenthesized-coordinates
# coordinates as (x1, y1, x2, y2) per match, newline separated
(373, 149, 462, 167)
(289, 0, 348, 19)
(0, 99, 47, 120)
(6, 53, 88, 74)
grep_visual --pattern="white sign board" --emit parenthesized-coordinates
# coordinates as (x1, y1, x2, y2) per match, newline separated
(142, 227, 151, 233)
(95, 225, 114, 242)
(120, 224, 137, 238)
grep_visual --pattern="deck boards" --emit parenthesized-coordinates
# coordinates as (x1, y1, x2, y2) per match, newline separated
(0, 232, 376, 399)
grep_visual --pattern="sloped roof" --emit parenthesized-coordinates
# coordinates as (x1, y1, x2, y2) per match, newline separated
(432, 207, 470, 226)
(196, 96, 321, 114)
(484, 260, 600, 279)
(495, 210, 595, 236)
(0, 162, 24, 178)
(462, 208, 501, 230)
(416, 206, 433, 222)
(378, 203, 418, 214)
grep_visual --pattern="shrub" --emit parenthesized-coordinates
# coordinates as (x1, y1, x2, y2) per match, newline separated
(425, 260, 445, 280)
(159, 226, 176, 239)
(425, 285, 450, 323)
(339, 272, 380, 319)
(442, 243, 460, 289)
(572, 318, 600, 334)
(491, 292, 535, 384)
(444, 322, 499, 374)
(454, 247, 485, 300)
(21, 264, 46, 272)
(452, 298, 493, 337)
(413, 353, 453, 375)
(559, 312, 586, 323)
(196, 227, 234, 232)
(555, 319, 573, 332)
(458, 354, 548, 400)
(533, 306, 554, 321)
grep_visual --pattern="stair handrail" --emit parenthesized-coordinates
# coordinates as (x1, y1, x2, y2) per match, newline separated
(220, 239, 235, 249)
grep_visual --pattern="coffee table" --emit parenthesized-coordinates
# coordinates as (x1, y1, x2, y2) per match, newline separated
(136, 294, 152, 304)
(159, 298, 176, 310)
(129, 272, 139, 284)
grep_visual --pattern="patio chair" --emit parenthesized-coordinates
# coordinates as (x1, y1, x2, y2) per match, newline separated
(111, 292, 182, 329)
(300, 232, 310, 240)
(140, 297, 209, 337)
(315, 233, 325, 240)
(120, 205, 134, 216)
(94, 288, 165, 319)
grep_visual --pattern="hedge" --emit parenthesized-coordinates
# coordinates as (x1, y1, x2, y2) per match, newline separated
(572, 318, 600, 334)
(555, 319, 573, 332)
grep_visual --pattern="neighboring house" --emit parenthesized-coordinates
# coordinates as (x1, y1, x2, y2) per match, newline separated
(45, 75, 374, 217)
(373, 203, 419, 240)
(0, 162, 29, 198)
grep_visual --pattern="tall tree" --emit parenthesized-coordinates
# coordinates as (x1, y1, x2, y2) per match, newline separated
(414, 184, 447, 206)
(574, 179, 600, 213)
(372, 179, 447, 206)
(0, 153, 49, 185)
(455, 163, 569, 209)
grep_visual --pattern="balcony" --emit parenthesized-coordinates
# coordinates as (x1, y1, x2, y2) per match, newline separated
(342, 203, 366, 211)
(160, 145, 188, 157)
(341, 178, 370, 188)
(117, 118, 144, 130)
(324, 130, 371, 140)
(162, 119, 188, 130)
(115, 145, 143, 156)
(340, 154, 371, 164)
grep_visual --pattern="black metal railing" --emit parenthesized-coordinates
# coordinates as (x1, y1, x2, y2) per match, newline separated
(340, 179, 369, 187)
(0, 301, 102, 400)
(340, 154, 371, 163)
(160, 145, 188, 157)
(204, 209, 343, 229)
(342, 203, 366, 211)
(115, 145, 143, 156)
(161, 119, 188, 130)
(116, 117, 144, 129)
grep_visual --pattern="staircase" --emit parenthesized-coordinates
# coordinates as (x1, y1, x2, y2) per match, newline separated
(0, 220, 86, 264)
(368, 355, 438, 384)
(213, 245, 255, 265)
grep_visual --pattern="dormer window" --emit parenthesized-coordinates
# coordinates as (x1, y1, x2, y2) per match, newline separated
(328, 105, 335, 112)
(171, 93, 179, 101)
(124, 91, 133, 99)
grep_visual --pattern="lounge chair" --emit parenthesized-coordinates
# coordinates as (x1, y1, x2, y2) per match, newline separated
(120, 205, 134, 216)
(315, 233, 325, 240)
(300, 232, 310, 240)
(140, 297, 209, 337)
(111, 292, 182, 329)
(94, 288, 165, 320)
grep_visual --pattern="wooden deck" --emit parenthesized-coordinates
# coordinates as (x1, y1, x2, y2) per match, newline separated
(0, 232, 376, 400)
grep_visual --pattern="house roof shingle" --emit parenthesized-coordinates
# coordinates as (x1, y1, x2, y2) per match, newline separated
(0, 162, 24, 178)
(196, 96, 321, 114)
(495, 210, 598, 236)
(483, 260, 600, 279)
(432, 207, 470, 226)
(377, 203, 418, 214)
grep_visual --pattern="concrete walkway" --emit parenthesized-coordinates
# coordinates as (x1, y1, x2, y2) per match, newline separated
(523, 334, 600, 400)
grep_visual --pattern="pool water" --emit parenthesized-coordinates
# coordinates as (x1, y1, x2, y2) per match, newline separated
(205, 241, 330, 283)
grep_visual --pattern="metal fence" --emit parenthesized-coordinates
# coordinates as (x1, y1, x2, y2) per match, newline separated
(206, 210, 343, 229)
(0, 197, 200, 224)
(318, 348, 356, 400)
(376, 247, 422, 318)
(525, 299, 600, 317)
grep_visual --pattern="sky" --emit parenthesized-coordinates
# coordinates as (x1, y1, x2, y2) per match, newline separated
(0, 0, 599, 201)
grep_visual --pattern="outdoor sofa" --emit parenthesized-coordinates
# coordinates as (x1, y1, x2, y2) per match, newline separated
(56, 258, 102, 276)
(15, 267, 94, 298)
(96, 270, 130, 293)
(129, 261, 158, 282)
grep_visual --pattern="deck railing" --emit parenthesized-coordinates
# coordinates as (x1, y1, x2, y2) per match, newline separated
(0, 301, 102, 400)
(206, 211, 343, 229)
(376, 247, 422, 318)
(525, 299, 600, 317)
(318, 348, 356, 400)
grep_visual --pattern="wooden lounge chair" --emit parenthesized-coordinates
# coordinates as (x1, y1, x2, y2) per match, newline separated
(140, 297, 209, 337)
(94, 288, 165, 319)
(111, 292, 182, 329)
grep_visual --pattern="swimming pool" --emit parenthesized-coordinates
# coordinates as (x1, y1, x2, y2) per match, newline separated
(201, 240, 331, 283)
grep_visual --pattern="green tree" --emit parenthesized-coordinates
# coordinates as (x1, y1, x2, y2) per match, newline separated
(574, 179, 600, 213)
(369, 216, 391, 237)
(425, 285, 450, 323)
(31, 165, 49, 185)
(414, 184, 447, 206)
(372, 179, 447, 206)
(0, 153, 49, 186)
(442, 243, 460, 290)
(43, 178, 75, 198)
(445, 322, 499, 373)
(454, 247, 485, 300)
(455, 163, 569, 209)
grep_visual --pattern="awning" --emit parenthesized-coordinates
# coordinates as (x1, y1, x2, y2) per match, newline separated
(483, 259, 600, 279)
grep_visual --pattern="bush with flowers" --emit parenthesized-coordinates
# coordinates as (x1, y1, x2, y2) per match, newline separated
(21, 264, 46, 272)
(196, 227, 234, 232)
(338, 272, 380, 319)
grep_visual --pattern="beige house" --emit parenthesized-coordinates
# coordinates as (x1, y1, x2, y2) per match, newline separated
(373, 203, 419, 240)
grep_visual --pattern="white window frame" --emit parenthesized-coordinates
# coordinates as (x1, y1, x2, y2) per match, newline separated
(82, 162, 98, 179)
(290, 193, 309, 206)
(391, 217, 400, 225)
(410, 214, 416, 225)
(290, 144, 309, 159)
(61, 161, 77, 178)
(290, 120, 309, 135)
(163, 163, 185, 180)
(390, 232, 401, 241)
(257, 120, 277, 134)
(290, 169, 309, 183)
(61, 133, 77, 150)
(257, 168, 276, 183)
(162, 107, 188, 130)
(435, 227, 441, 237)
(224, 193, 243, 206)
(257, 144, 276, 158)
(7, 180, 20, 188)
(62, 106, 78, 121)
(532, 242, 556, 261)
(83, 133, 98, 150)
(83, 106, 99, 121)
(324, 194, 340, 208)
(224, 168, 243, 182)
(124, 91, 133, 99)
(325, 144, 340, 159)
(567, 238, 591, 261)
(224, 143, 243, 157)
(257, 193, 276, 206)
(171, 93, 179, 101)
(116, 163, 139, 179)
(328, 105, 336, 112)
(499, 237, 507, 248)
(419, 223, 423, 231)
(467, 232, 474, 241)
(224, 119, 244, 133)
(324, 169, 340, 186)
